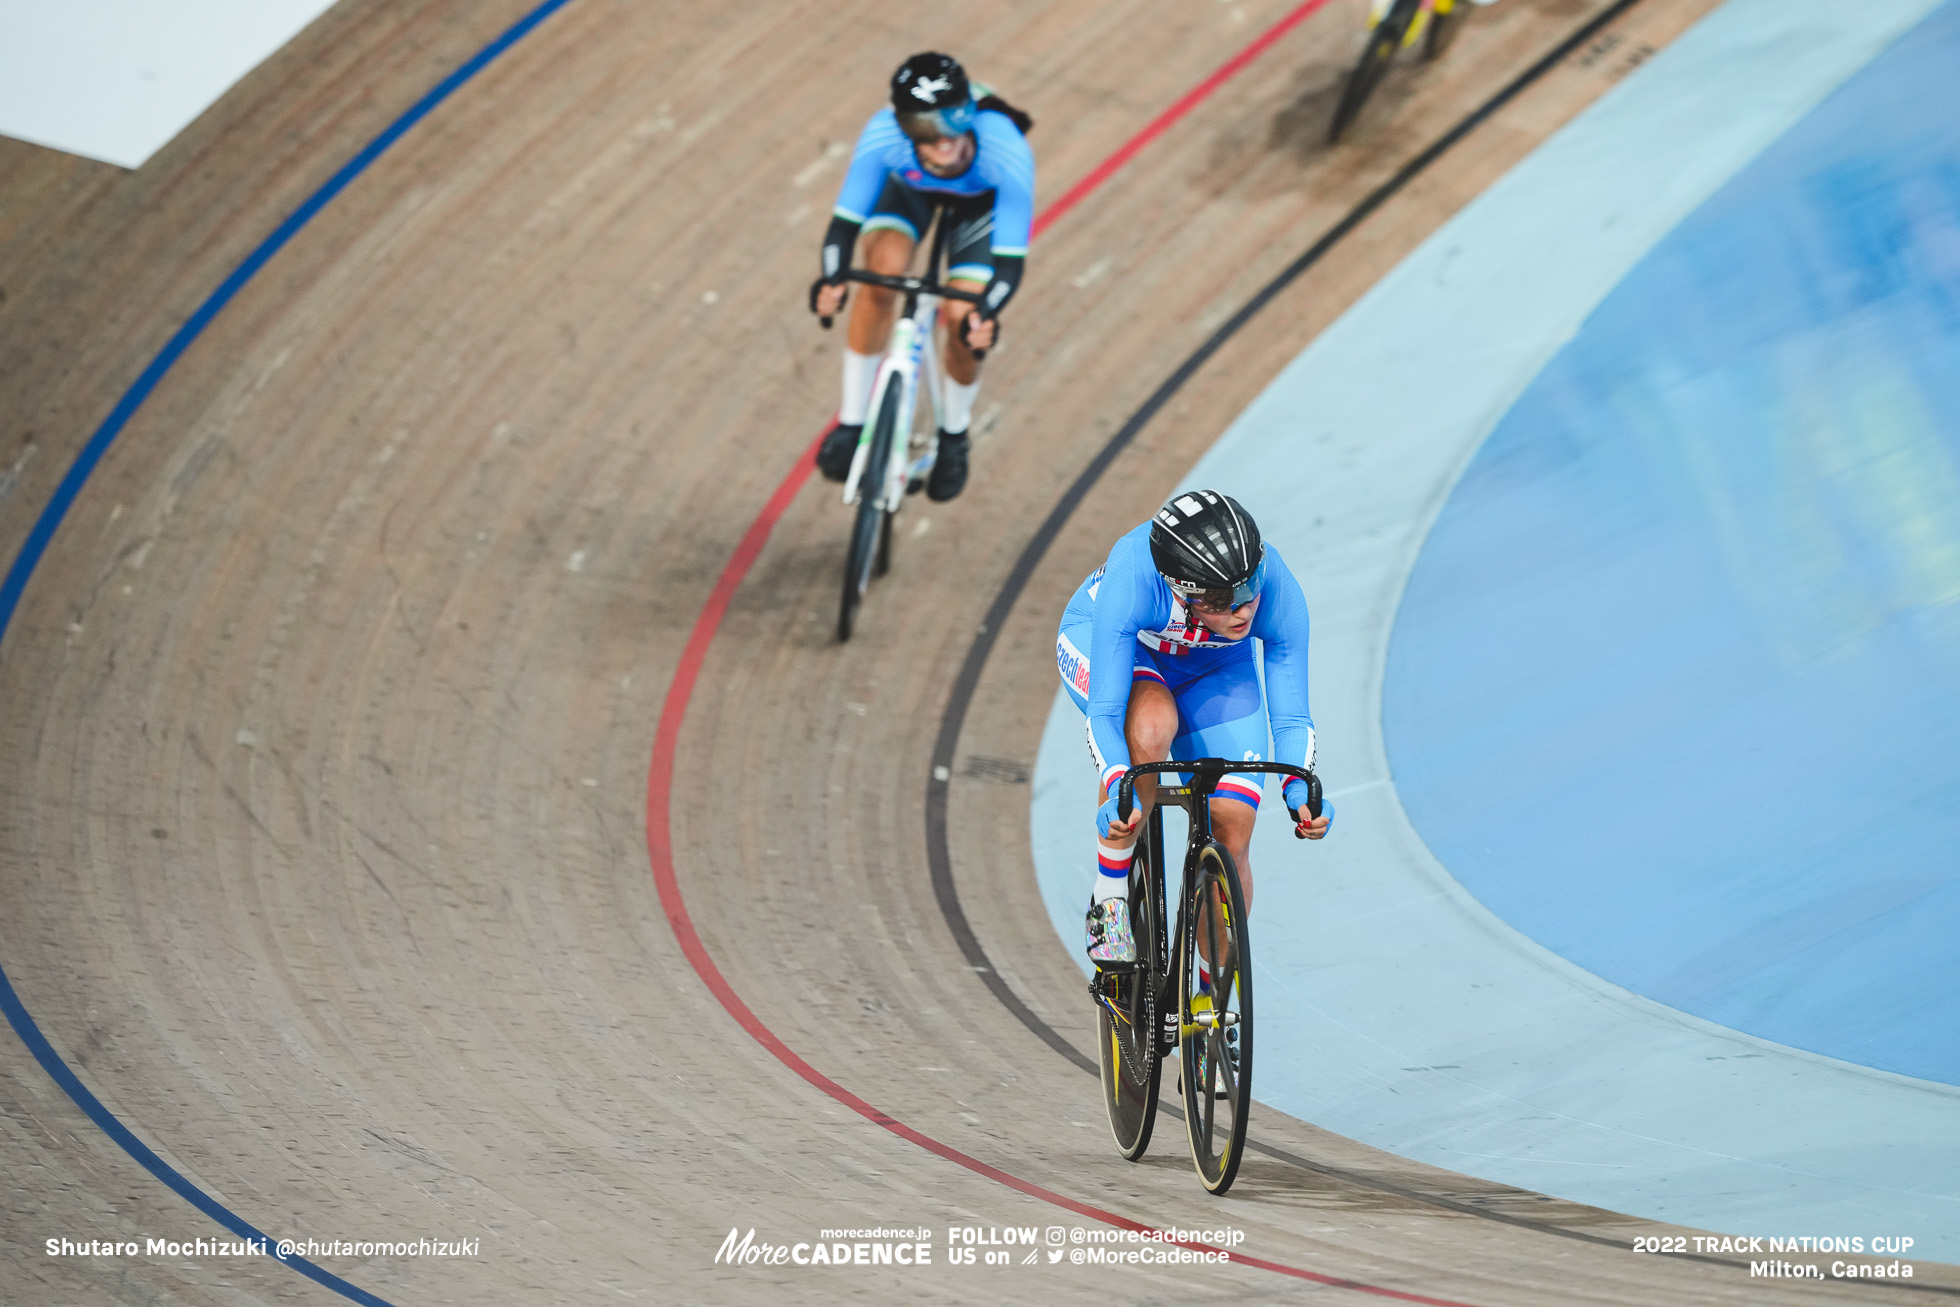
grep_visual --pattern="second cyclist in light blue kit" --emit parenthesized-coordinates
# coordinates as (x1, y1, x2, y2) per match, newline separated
(809, 52, 1035, 502)
(1057, 490, 1333, 966)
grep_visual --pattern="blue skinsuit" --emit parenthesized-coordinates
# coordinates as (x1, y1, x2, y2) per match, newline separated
(832, 108, 1036, 257)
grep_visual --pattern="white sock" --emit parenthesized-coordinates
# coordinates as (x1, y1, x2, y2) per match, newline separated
(839, 350, 879, 426)
(939, 375, 980, 436)
(1094, 839, 1135, 905)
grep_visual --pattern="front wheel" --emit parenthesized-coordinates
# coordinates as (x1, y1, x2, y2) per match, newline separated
(837, 380, 900, 641)
(1179, 840, 1252, 1193)
(874, 506, 894, 578)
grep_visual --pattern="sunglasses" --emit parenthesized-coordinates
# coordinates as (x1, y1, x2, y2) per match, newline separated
(1169, 558, 1266, 614)
(896, 102, 977, 143)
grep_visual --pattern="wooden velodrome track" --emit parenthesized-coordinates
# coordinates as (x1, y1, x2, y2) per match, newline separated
(5, 0, 1955, 1303)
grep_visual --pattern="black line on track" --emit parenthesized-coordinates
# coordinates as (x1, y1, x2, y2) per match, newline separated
(921, 0, 1960, 1293)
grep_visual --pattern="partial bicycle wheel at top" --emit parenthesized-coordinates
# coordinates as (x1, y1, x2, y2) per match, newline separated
(1425, 0, 1466, 60)
(1327, 0, 1467, 143)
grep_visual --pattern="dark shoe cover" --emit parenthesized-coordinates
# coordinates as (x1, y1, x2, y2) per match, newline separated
(926, 430, 970, 502)
(817, 423, 861, 482)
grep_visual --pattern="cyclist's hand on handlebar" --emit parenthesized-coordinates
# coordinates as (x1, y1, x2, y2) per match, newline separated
(959, 308, 997, 353)
(810, 276, 848, 324)
(1097, 792, 1139, 841)
(1284, 779, 1333, 840)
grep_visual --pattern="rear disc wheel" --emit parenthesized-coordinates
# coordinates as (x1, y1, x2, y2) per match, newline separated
(1097, 824, 1163, 1158)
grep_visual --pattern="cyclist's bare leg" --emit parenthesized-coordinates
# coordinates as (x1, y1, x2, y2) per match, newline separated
(1104, 676, 1178, 822)
(1095, 677, 1173, 886)
(1211, 796, 1254, 907)
(845, 228, 917, 356)
(939, 280, 991, 386)
(1087, 677, 1174, 952)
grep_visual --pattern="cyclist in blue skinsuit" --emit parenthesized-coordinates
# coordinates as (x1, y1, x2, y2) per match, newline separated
(809, 52, 1035, 502)
(1057, 490, 1333, 966)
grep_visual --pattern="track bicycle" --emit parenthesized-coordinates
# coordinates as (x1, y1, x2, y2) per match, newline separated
(1091, 758, 1322, 1194)
(1328, 0, 1468, 143)
(817, 211, 985, 642)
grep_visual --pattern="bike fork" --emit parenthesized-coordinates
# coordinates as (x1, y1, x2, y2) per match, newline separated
(841, 323, 920, 508)
(906, 295, 941, 487)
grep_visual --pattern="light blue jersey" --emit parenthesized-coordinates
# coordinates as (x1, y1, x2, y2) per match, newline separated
(1058, 522, 1316, 797)
(832, 108, 1036, 257)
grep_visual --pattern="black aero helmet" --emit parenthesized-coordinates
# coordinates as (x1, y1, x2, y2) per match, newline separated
(1149, 490, 1267, 611)
(891, 51, 976, 141)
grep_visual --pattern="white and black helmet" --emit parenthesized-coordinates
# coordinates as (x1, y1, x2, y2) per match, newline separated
(1149, 490, 1266, 610)
(890, 51, 976, 142)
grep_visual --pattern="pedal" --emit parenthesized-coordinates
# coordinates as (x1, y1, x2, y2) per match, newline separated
(1089, 975, 1121, 1018)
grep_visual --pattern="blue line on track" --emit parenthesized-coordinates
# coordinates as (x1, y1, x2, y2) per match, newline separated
(0, 2, 574, 1301)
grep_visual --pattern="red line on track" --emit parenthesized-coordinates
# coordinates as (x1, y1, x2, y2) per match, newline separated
(644, 5, 1481, 1302)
